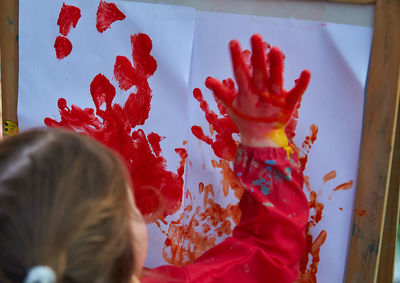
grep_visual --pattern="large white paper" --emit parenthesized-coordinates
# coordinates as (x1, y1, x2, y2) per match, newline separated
(18, 0, 196, 268)
(186, 11, 372, 283)
(18, 1, 373, 281)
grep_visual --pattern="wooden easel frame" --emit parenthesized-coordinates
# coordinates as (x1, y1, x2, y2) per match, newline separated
(1, 0, 399, 282)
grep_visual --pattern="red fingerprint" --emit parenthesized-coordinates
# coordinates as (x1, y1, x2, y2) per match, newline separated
(54, 36, 72, 60)
(57, 3, 81, 36)
(46, 33, 186, 220)
(96, 0, 126, 33)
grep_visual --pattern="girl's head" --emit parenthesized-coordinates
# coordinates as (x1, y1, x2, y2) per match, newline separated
(0, 128, 147, 283)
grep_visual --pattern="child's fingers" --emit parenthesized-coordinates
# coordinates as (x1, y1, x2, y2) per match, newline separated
(267, 46, 285, 96)
(230, 40, 251, 98)
(250, 34, 268, 91)
(285, 70, 311, 109)
(205, 77, 236, 106)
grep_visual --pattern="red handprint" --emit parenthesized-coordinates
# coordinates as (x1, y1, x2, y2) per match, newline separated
(46, 33, 186, 221)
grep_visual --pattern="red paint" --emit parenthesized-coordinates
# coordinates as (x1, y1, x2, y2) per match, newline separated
(114, 34, 157, 127)
(191, 88, 238, 161)
(46, 33, 186, 221)
(162, 185, 241, 266)
(308, 191, 324, 225)
(296, 124, 319, 171)
(339, 207, 343, 211)
(57, 3, 81, 36)
(211, 159, 243, 199)
(96, 0, 126, 33)
(148, 132, 164, 156)
(299, 188, 326, 282)
(304, 176, 311, 193)
(54, 36, 73, 60)
(302, 124, 318, 151)
(333, 180, 354, 192)
(299, 230, 327, 283)
(323, 170, 336, 183)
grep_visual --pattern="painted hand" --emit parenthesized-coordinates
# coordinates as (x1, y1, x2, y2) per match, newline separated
(205, 34, 310, 148)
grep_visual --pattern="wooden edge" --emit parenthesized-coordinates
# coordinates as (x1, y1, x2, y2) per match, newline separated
(0, 53, 2, 137)
(376, 40, 400, 282)
(378, 116, 400, 283)
(0, 0, 19, 138)
(345, 0, 400, 282)
(326, 0, 376, 4)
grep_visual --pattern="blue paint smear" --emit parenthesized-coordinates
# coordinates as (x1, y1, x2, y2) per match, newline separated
(285, 167, 292, 181)
(252, 178, 270, 195)
(265, 160, 276, 165)
(7, 17, 14, 25)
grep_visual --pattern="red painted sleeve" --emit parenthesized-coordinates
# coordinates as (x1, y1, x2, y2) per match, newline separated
(142, 145, 309, 283)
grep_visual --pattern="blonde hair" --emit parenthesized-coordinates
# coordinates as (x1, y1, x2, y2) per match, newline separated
(0, 128, 135, 282)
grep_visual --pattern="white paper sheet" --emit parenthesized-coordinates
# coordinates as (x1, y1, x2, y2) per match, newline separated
(18, 1, 373, 281)
(186, 11, 372, 283)
(18, 0, 196, 268)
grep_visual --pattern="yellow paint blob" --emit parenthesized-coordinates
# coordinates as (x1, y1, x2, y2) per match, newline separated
(266, 128, 293, 155)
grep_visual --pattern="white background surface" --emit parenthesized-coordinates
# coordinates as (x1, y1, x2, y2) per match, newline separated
(18, 0, 376, 281)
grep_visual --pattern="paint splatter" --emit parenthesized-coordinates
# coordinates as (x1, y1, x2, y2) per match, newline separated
(57, 3, 81, 36)
(287, 118, 329, 282)
(161, 185, 241, 266)
(96, 0, 126, 33)
(323, 170, 336, 183)
(54, 36, 73, 60)
(211, 159, 244, 199)
(156, 74, 244, 266)
(298, 230, 327, 283)
(333, 180, 354, 192)
(46, 33, 186, 220)
(297, 124, 319, 171)
(354, 209, 366, 216)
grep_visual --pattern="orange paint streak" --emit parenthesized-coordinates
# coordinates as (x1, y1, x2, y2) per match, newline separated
(296, 122, 328, 282)
(211, 159, 244, 199)
(304, 176, 311, 193)
(209, 124, 215, 135)
(302, 124, 319, 152)
(203, 184, 215, 208)
(298, 230, 328, 283)
(354, 209, 366, 216)
(322, 170, 336, 183)
(333, 180, 354, 192)
(308, 191, 324, 226)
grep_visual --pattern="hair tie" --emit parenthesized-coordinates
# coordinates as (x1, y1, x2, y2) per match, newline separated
(24, 266, 56, 283)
